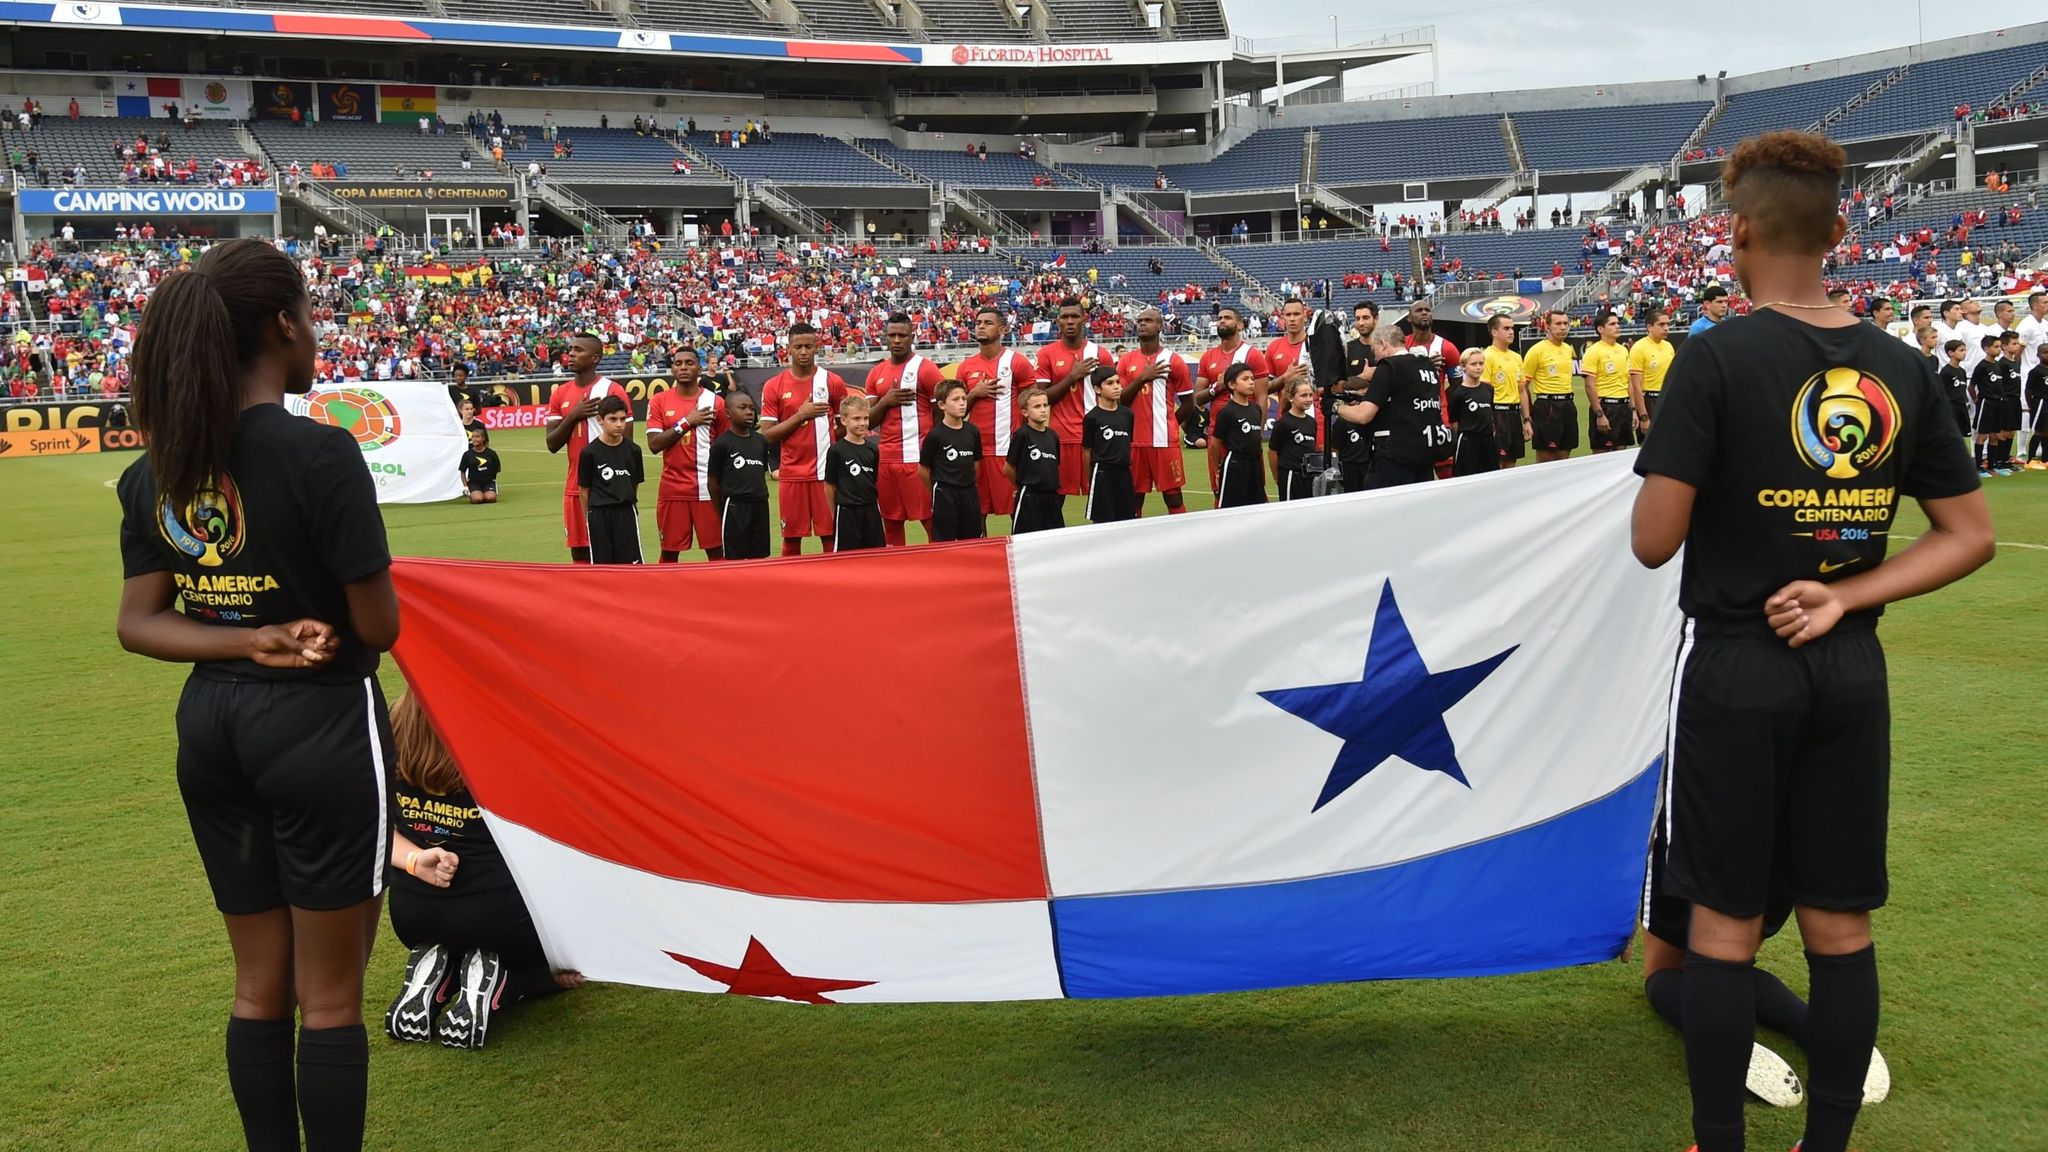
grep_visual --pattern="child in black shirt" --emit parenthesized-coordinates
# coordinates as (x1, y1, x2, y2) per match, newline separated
(1081, 372, 1135, 523)
(1004, 386, 1064, 533)
(708, 389, 770, 560)
(1937, 339, 1970, 439)
(823, 394, 883, 551)
(1451, 347, 1499, 477)
(919, 380, 984, 542)
(1213, 362, 1267, 508)
(2027, 357, 2048, 467)
(461, 427, 501, 504)
(576, 395, 643, 564)
(1270, 380, 1319, 501)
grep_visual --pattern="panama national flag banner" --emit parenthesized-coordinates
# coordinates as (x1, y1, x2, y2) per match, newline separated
(391, 453, 1679, 1002)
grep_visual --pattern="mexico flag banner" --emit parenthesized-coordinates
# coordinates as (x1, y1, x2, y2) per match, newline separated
(287, 379, 463, 504)
(391, 454, 1680, 1002)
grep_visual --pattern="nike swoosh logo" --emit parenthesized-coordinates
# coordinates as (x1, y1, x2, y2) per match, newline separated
(1818, 559, 1858, 574)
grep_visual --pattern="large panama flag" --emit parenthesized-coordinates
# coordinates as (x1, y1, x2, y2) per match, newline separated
(391, 452, 1680, 1002)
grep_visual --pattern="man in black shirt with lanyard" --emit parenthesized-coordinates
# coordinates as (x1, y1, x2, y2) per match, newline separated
(1632, 131, 1991, 1152)
(1333, 326, 1444, 488)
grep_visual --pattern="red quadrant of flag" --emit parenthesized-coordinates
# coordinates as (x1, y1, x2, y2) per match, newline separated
(391, 543, 1047, 902)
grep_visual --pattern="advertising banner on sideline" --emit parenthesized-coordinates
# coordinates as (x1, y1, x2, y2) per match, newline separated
(287, 380, 463, 503)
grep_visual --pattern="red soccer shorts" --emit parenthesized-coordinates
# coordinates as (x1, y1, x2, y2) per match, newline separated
(562, 491, 589, 548)
(878, 462, 932, 522)
(1057, 441, 1090, 496)
(777, 478, 834, 538)
(976, 455, 1015, 515)
(657, 497, 722, 553)
(1131, 445, 1186, 494)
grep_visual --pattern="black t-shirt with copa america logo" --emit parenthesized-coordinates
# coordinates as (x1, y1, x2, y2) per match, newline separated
(920, 421, 982, 488)
(824, 436, 880, 506)
(1007, 424, 1061, 493)
(116, 403, 391, 684)
(709, 429, 769, 501)
(1636, 309, 1979, 628)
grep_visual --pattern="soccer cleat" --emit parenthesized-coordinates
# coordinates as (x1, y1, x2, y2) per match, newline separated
(1863, 1044, 1892, 1104)
(384, 944, 451, 1043)
(437, 949, 507, 1050)
(1745, 1041, 1805, 1107)
(2026, 460, 2047, 470)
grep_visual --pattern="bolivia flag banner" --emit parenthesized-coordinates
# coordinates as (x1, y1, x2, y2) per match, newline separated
(379, 84, 437, 124)
(391, 454, 1679, 1002)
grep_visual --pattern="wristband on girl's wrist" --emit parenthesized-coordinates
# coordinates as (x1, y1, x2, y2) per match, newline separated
(405, 850, 420, 876)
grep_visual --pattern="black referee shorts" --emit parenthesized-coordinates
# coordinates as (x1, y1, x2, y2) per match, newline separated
(1011, 488, 1065, 534)
(719, 498, 769, 559)
(930, 483, 985, 541)
(586, 503, 643, 564)
(176, 672, 394, 915)
(1452, 431, 1498, 477)
(1662, 620, 1891, 920)
(1084, 463, 1135, 523)
(1215, 450, 1266, 508)
(1532, 395, 1578, 451)
(1491, 404, 1525, 461)
(832, 502, 884, 551)
(1591, 397, 1636, 450)
(1642, 391, 1663, 423)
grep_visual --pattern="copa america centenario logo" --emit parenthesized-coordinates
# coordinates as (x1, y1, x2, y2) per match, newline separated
(158, 473, 247, 568)
(1790, 366, 1899, 480)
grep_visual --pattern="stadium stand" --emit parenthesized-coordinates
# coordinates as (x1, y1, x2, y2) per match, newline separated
(864, 140, 1077, 188)
(1046, 0, 1157, 43)
(1829, 187, 2048, 284)
(441, 0, 614, 25)
(498, 125, 724, 182)
(1058, 162, 1175, 191)
(1511, 102, 1713, 170)
(275, 0, 431, 13)
(694, 133, 903, 184)
(1828, 40, 2048, 139)
(1703, 68, 1895, 149)
(635, 0, 781, 34)
(1314, 115, 1513, 184)
(6, 116, 248, 185)
(250, 121, 484, 178)
(914, 0, 1035, 42)
(1168, 0, 1229, 40)
(1162, 129, 1305, 192)
(1013, 244, 1229, 295)
(790, 0, 900, 41)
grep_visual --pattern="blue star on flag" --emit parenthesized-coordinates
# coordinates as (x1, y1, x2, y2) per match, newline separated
(1260, 582, 1516, 811)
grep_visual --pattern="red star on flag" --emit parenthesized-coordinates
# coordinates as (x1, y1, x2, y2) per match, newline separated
(665, 937, 875, 1004)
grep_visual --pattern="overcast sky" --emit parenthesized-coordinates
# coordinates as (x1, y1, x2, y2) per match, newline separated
(1223, 1, 2040, 96)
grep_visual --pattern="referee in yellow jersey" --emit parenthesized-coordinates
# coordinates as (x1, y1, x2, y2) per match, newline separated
(1481, 314, 1532, 467)
(1581, 310, 1633, 452)
(1629, 309, 1676, 435)
(1522, 309, 1579, 463)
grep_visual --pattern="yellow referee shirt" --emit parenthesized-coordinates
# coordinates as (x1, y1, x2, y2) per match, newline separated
(1581, 340, 1630, 399)
(1522, 339, 1577, 395)
(1628, 336, 1674, 395)
(1481, 345, 1524, 404)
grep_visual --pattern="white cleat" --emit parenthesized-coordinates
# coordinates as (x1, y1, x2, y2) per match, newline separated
(1745, 1041, 1805, 1107)
(1863, 1045, 1892, 1104)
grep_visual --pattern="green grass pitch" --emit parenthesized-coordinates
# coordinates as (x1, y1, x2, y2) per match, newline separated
(1, 428, 2042, 1151)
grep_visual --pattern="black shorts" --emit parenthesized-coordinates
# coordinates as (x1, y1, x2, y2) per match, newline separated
(1974, 400, 2001, 435)
(719, 498, 769, 559)
(930, 483, 985, 541)
(1215, 450, 1266, 508)
(1591, 397, 1636, 449)
(2032, 397, 2048, 433)
(390, 883, 546, 972)
(1276, 468, 1314, 501)
(1339, 461, 1370, 494)
(1084, 462, 1135, 523)
(1643, 391, 1663, 423)
(1952, 401, 1973, 437)
(1642, 811, 1793, 949)
(1532, 395, 1578, 451)
(1452, 430, 1498, 477)
(177, 672, 394, 915)
(467, 482, 497, 495)
(1011, 488, 1064, 533)
(586, 503, 643, 564)
(1997, 395, 2023, 433)
(1663, 620, 1891, 919)
(1491, 404, 1525, 460)
(832, 502, 884, 551)
(1362, 454, 1433, 489)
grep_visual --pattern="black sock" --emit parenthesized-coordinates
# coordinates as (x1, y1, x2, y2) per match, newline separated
(1682, 951, 1755, 1152)
(297, 1023, 368, 1152)
(1645, 967, 1683, 1031)
(225, 1016, 299, 1152)
(1799, 945, 1879, 1152)
(1753, 967, 1810, 1046)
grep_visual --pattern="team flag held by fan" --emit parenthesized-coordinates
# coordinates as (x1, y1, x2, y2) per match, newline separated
(391, 453, 1681, 1003)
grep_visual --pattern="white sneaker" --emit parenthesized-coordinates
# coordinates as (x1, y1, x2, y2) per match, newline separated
(1863, 1045, 1892, 1104)
(1745, 1041, 1805, 1107)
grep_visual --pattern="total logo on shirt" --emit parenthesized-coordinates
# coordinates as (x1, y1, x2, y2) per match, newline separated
(1099, 425, 1128, 441)
(728, 453, 763, 470)
(597, 464, 623, 482)
(1027, 445, 1054, 461)
(844, 461, 867, 476)
(943, 445, 971, 461)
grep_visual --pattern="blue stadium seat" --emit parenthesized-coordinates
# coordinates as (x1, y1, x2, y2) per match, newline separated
(1512, 102, 1712, 170)
(863, 140, 1076, 188)
(1705, 68, 1893, 149)
(687, 133, 906, 184)
(1829, 41, 2048, 139)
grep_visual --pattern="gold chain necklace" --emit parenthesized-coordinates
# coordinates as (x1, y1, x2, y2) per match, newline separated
(1752, 301, 1843, 310)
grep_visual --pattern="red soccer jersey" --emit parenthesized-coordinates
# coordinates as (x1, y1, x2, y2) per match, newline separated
(546, 375, 630, 494)
(955, 347, 1039, 457)
(1036, 338, 1106, 444)
(864, 353, 944, 465)
(1265, 336, 1322, 449)
(760, 367, 849, 480)
(1116, 347, 1194, 450)
(1198, 341, 1272, 426)
(645, 386, 727, 501)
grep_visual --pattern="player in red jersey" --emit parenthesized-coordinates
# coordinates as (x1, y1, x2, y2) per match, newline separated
(544, 331, 633, 563)
(758, 322, 849, 555)
(1194, 304, 1271, 491)
(1266, 298, 1321, 455)
(645, 346, 727, 562)
(865, 312, 944, 546)
(1035, 297, 1107, 499)
(1116, 307, 1193, 515)
(954, 305, 1040, 523)
(1402, 299, 1461, 479)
